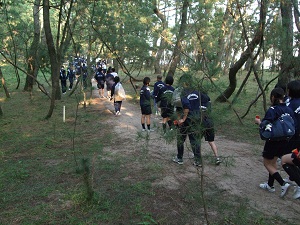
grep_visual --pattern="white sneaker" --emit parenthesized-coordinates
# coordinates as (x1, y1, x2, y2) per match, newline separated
(280, 183, 291, 197)
(259, 182, 275, 193)
(283, 177, 292, 184)
(115, 111, 120, 116)
(173, 157, 183, 165)
(293, 186, 300, 199)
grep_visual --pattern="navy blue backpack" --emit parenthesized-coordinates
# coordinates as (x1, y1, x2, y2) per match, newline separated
(259, 113, 295, 141)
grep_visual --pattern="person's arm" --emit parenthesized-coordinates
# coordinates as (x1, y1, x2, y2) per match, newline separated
(111, 84, 115, 97)
(145, 87, 151, 101)
(178, 108, 189, 125)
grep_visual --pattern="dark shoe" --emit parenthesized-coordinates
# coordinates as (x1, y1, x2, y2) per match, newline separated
(193, 161, 202, 167)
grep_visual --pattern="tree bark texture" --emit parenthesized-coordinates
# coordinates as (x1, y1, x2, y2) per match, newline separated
(24, 0, 41, 92)
(43, 0, 60, 119)
(153, 2, 168, 74)
(278, 0, 294, 86)
(0, 67, 10, 98)
(167, 0, 189, 77)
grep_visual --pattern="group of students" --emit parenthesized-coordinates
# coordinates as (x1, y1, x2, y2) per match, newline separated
(59, 56, 89, 94)
(93, 63, 125, 116)
(255, 80, 300, 199)
(139, 74, 221, 167)
(59, 65, 76, 94)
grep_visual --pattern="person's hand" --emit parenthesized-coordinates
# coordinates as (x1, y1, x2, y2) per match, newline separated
(254, 115, 261, 125)
(178, 119, 185, 125)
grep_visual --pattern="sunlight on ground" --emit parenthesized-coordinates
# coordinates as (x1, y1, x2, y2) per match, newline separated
(124, 111, 134, 117)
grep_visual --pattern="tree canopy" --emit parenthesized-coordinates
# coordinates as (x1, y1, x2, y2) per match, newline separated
(0, 0, 299, 117)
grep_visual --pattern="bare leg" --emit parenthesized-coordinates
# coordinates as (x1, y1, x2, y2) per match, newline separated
(208, 141, 218, 157)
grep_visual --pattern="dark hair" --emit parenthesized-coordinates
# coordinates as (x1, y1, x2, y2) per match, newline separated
(270, 87, 284, 105)
(114, 76, 120, 83)
(178, 73, 193, 87)
(143, 77, 150, 85)
(157, 75, 162, 80)
(275, 83, 287, 93)
(165, 75, 174, 85)
(287, 80, 300, 98)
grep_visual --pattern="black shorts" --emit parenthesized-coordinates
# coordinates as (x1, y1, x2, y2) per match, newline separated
(97, 81, 104, 89)
(141, 105, 152, 115)
(262, 140, 288, 159)
(161, 107, 174, 118)
(202, 117, 215, 142)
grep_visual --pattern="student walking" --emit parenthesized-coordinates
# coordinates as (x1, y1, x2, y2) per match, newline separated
(173, 74, 201, 166)
(281, 80, 300, 199)
(255, 88, 296, 197)
(152, 75, 165, 115)
(157, 76, 175, 133)
(105, 68, 115, 98)
(110, 76, 124, 116)
(200, 92, 221, 165)
(67, 66, 75, 90)
(94, 67, 106, 98)
(140, 77, 153, 132)
(59, 66, 67, 94)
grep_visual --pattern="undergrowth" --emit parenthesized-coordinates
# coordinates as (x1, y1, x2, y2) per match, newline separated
(0, 67, 294, 224)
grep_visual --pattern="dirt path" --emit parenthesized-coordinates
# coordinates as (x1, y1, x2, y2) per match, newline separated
(91, 80, 300, 223)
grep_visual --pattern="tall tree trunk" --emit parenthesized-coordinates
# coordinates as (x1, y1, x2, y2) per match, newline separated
(43, 0, 60, 119)
(153, 1, 168, 74)
(167, 0, 189, 77)
(278, 0, 294, 86)
(24, 0, 41, 92)
(0, 67, 10, 98)
(216, 0, 267, 102)
(216, 1, 230, 70)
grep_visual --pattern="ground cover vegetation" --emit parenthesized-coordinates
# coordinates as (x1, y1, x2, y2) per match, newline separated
(0, 66, 296, 224)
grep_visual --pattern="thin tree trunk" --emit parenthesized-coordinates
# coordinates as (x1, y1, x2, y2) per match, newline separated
(167, 0, 189, 77)
(153, 1, 168, 74)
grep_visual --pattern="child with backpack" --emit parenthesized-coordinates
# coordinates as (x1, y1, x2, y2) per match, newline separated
(255, 88, 296, 197)
(110, 76, 125, 116)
